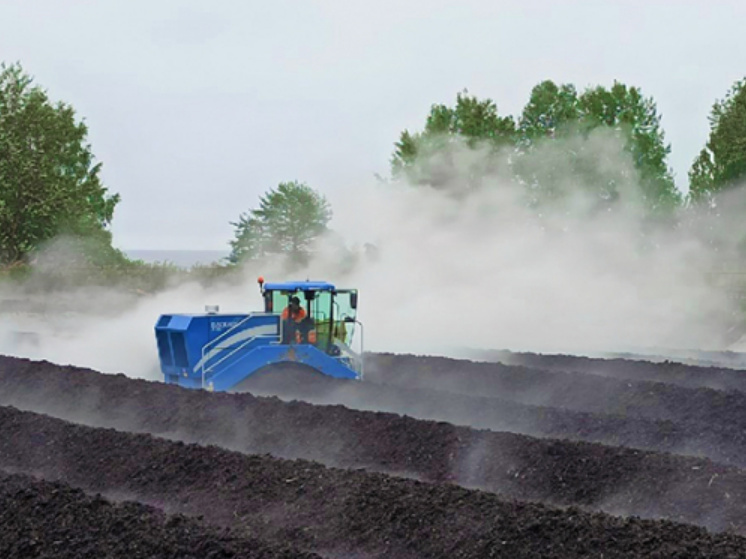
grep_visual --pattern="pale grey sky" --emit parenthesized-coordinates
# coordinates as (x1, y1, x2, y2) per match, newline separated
(0, 0, 744, 250)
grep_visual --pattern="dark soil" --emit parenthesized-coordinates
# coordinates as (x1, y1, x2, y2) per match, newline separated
(361, 353, 746, 464)
(467, 348, 746, 391)
(5, 350, 746, 476)
(1, 404, 745, 558)
(364, 353, 746, 427)
(242, 361, 746, 468)
(0, 470, 317, 558)
(3, 355, 746, 537)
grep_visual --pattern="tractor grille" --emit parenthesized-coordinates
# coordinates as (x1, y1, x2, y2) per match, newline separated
(170, 333, 188, 368)
(156, 331, 172, 366)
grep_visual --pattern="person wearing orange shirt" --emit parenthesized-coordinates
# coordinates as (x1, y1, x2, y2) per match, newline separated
(281, 296, 314, 344)
(281, 296, 306, 322)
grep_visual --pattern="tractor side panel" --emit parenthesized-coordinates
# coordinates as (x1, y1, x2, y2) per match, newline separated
(156, 313, 279, 388)
(207, 343, 359, 392)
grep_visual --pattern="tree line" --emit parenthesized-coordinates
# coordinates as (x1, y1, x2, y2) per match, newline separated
(1, 61, 745, 274)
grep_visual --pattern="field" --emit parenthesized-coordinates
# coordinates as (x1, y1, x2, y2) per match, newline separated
(2, 351, 746, 557)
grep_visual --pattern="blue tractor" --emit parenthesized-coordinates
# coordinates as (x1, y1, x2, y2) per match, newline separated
(154, 278, 363, 392)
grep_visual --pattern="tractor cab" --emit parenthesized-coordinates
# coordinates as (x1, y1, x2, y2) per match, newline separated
(260, 278, 358, 356)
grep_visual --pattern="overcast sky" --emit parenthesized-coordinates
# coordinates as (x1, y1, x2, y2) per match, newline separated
(1, 0, 744, 250)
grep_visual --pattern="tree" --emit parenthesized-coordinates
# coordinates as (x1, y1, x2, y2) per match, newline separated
(391, 82, 680, 214)
(229, 181, 332, 266)
(513, 80, 584, 209)
(689, 77, 746, 204)
(0, 62, 120, 265)
(515, 80, 680, 213)
(518, 80, 581, 141)
(579, 82, 680, 212)
(391, 90, 516, 189)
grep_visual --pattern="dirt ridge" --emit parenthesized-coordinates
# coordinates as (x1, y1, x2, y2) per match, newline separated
(1, 403, 746, 558)
(0, 470, 317, 558)
(2, 356, 746, 536)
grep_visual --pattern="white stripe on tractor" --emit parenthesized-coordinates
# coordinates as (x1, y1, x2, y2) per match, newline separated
(193, 323, 279, 373)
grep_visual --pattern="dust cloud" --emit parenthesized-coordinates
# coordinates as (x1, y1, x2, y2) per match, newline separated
(323, 133, 742, 357)
(1, 130, 744, 377)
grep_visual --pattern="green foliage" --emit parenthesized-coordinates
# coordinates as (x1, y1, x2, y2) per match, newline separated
(515, 80, 680, 212)
(514, 81, 586, 209)
(0, 62, 120, 265)
(0, 62, 240, 294)
(391, 90, 515, 189)
(579, 82, 679, 212)
(0, 251, 241, 295)
(392, 80, 681, 214)
(518, 81, 581, 141)
(229, 181, 332, 266)
(689, 77, 746, 203)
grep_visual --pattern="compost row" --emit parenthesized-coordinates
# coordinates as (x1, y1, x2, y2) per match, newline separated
(0, 470, 316, 559)
(3, 356, 746, 535)
(365, 353, 746, 441)
(5, 349, 746, 473)
(242, 360, 746, 468)
(1, 404, 745, 558)
(464, 348, 746, 391)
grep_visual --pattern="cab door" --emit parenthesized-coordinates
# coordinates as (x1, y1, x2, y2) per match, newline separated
(309, 290, 333, 351)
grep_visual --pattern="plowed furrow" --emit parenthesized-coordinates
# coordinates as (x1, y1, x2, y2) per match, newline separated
(0, 471, 316, 559)
(3, 356, 746, 536)
(239, 365, 746, 468)
(6, 356, 746, 470)
(366, 354, 746, 429)
(1, 404, 745, 558)
(460, 349, 746, 391)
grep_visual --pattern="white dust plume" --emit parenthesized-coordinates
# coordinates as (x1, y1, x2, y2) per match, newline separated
(1, 130, 744, 376)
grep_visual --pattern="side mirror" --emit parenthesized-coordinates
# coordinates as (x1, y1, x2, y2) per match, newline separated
(350, 291, 358, 309)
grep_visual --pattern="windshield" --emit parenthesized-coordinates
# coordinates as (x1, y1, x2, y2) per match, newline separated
(264, 288, 356, 350)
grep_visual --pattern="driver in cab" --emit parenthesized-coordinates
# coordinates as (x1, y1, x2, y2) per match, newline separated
(282, 296, 306, 322)
(281, 296, 314, 344)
